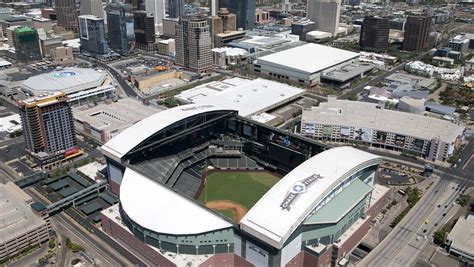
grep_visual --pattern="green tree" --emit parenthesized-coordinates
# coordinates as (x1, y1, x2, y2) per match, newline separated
(434, 228, 448, 245)
(348, 93, 358, 101)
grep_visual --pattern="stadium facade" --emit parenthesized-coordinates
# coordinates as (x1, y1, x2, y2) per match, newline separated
(100, 104, 389, 267)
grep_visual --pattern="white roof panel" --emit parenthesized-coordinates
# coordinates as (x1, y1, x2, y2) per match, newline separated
(175, 78, 305, 117)
(21, 68, 106, 95)
(240, 147, 381, 248)
(120, 168, 232, 235)
(101, 104, 234, 160)
(256, 43, 359, 74)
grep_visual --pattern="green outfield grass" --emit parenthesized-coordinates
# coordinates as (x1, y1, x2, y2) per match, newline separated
(198, 171, 280, 210)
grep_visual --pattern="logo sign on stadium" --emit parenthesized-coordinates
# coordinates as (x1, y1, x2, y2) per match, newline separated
(51, 71, 76, 78)
(280, 174, 323, 211)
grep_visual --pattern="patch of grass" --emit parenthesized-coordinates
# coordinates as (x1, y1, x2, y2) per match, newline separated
(198, 172, 280, 210)
(217, 209, 235, 220)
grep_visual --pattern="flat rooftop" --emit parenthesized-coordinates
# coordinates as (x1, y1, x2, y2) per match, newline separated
(302, 97, 465, 143)
(321, 63, 374, 82)
(0, 182, 47, 244)
(256, 43, 359, 74)
(447, 215, 474, 257)
(175, 78, 305, 117)
(384, 73, 436, 89)
(73, 98, 161, 133)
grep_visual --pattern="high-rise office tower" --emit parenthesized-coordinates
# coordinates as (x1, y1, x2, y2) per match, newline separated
(219, 0, 255, 30)
(78, 15, 109, 55)
(56, 0, 78, 32)
(208, 8, 237, 47)
(12, 26, 42, 63)
(175, 17, 212, 73)
(80, 0, 104, 18)
(307, 0, 341, 37)
(134, 10, 156, 49)
(168, 0, 183, 18)
(282, 0, 292, 11)
(359, 16, 390, 52)
(106, 2, 135, 54)
(403, 15, 432, 52)
(131, 0, 144, 10)
(144, 0, 165, 25)
(18, 92, 76, 160)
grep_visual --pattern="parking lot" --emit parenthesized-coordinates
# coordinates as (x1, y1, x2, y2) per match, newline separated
(110, 56, 170, 78)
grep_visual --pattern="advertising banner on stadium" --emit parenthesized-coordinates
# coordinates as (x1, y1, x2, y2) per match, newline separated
(323, 125, 332, 137)
(395, 135, 406, 146)
(340, 127, 351, 138)
(303, 123, 316, 134)
(354, 127, 373, 142)
(376, 131, 388, 143)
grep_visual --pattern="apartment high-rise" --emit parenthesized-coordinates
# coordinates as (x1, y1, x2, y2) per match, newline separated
(134, 11, 156, 47)
(55, 0, 78, 32)
(168, 0, 183, 18)
(307, 0, 341, 37)
(78, 15, 109, 56)
(106, 2, 135, 54)
(80, 0, 104, 18)
(359, 16, 390, 52)
(175, 17, 212, 73)
(402, 15, 432, 52)
(18, 92, 76, 164)
(144, 0, 165, 25)
(12, 26, 42, 63)
(219, 0, 255, 30)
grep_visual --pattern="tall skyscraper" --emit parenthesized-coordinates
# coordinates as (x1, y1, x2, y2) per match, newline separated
(106, 2, 135, 54)
(134, 10, 156, 49)
(219, 0, 255, 30)
(56, 0, 78, 32)
(175, 17, 212, 73)
(78, 15, 109, 56)
(307, 0, 341, 36)
(144, 0, 165, 25)
(18, 92, 76, 165)
(359, 16, 390, 52)
(168, 0, 183, 18)
(403, 15, 432, 52)
(12, 26, 42, 63)
(80, 0, 104, 18)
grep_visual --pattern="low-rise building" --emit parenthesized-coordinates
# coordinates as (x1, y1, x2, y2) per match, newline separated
(212, 47, 249, 68)
(383, 72, 436, 91)
(50, 46, 74, 64)
(448, 34, 470, 55)
(73, 98, 160, 143)
(0, 182, 50, 260)
(157, 39, 175, 56)
(446, 215, 474, 261)
(320, 63, 374, 88)
(254, 43, 359, 86)
(301, 97, 465, 162)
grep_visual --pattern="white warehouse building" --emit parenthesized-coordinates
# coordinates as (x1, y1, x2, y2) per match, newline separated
(253, 43, 359, 86)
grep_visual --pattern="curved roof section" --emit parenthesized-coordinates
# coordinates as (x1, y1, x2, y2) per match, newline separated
(240, 146, 381, 249)
(120, 168, 233, 235)
(101, 104, 235, 160)
(21, 68, 106, 95)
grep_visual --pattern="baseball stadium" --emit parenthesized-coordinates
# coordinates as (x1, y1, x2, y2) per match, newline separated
(100, 104, 390, 267)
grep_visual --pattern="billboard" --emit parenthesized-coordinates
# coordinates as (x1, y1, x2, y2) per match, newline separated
(303, 123, 316, 134)
(376, 131, 388, 143)
(340, 127, 351, 138)
(323, 126, 333, 137)
(354, 127, 373, 142)
(395, 135, 406, 146)
(414, 138, 424, 151)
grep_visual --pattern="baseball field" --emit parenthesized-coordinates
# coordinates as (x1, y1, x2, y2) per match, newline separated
(198, 171, 280, 222)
